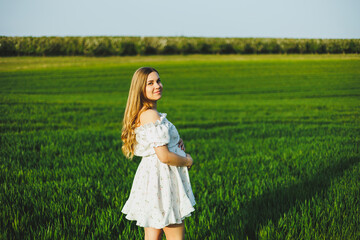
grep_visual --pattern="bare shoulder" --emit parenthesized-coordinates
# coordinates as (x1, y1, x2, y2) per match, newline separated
(140, 109, 161, 126)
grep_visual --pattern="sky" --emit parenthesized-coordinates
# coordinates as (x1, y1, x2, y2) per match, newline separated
(1, 0, 359, 39)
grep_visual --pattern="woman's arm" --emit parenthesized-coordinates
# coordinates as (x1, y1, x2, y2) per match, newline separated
(139, 109, 193, 167)
(154, 145, 193, 167)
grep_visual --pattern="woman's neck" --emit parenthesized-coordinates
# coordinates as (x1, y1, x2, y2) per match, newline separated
(151, 101, 157, 110)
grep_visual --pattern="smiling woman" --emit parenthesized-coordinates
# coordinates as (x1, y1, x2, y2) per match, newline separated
(145, 71, 163, 101)
(120, 67, 196, 240)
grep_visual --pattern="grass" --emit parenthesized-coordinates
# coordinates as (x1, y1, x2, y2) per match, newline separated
(0, 54, 359, 239)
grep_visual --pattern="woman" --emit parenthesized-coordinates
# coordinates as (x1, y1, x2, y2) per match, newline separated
(121, 67, 196, 240)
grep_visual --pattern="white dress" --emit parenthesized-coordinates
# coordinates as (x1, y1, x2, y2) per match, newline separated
(121, 112, 196, 229)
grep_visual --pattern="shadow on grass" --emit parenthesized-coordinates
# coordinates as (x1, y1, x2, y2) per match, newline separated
(231, 155, 359, 239)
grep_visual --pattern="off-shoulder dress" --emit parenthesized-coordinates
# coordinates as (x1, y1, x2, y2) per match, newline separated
(121, 112, 196, 229)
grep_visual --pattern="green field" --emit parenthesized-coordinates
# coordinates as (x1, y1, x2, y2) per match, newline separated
(1, 54, 359, 239)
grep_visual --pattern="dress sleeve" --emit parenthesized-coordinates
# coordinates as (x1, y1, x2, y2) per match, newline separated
(134, 113, 170, 151)
(146, 121, 171, 148)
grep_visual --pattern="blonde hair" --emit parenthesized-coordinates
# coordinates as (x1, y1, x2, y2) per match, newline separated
(121, 67, 159, 159)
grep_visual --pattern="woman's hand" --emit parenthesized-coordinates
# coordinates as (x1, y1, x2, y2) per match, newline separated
(178, 138, 185, 151)
(186, 154, 193, 170)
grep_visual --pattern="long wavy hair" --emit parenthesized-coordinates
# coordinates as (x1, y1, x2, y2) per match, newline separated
(121, 67, 159, 159)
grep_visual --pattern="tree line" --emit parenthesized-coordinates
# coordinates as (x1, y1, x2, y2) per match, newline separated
(1, 36, 359, 56)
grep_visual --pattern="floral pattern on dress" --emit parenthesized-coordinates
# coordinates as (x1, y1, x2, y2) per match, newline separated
(121, 112, 196, 229)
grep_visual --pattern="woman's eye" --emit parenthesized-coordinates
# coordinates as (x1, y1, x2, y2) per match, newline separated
(148, 82, 153, 85)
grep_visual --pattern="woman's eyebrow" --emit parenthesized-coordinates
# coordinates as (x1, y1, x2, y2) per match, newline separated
(147, 78, 160, 82)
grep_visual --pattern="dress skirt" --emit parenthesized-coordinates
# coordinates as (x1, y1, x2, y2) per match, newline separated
(121, 147, 196, 229)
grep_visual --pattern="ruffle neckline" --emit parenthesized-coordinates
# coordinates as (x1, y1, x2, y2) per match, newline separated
(134, 112, 167, 134)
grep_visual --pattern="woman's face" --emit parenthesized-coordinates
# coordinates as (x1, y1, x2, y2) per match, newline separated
(145, 71, 163, 101)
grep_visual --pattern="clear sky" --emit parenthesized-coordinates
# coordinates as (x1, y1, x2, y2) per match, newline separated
(1, 0, 359, 38)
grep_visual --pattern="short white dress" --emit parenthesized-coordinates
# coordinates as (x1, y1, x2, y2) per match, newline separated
(121, 112, 196, 229)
